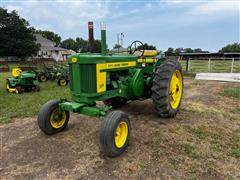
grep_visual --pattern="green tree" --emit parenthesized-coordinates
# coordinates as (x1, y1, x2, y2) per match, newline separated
(61, 37, 102, 53)
(219, 43, 240, 53)
(165, 47, 175, 56)
(184, 48, 194, 53)
(93, 40, 102, 53)
(138, 43, 156, 50)
(35, 30, 61, 46)
(76, 37, 88, 52)
(60, 38, 78, 51)
(175, 48, 184, 55)
(0, 8, 39, 57)
(193, 48, 202, 53)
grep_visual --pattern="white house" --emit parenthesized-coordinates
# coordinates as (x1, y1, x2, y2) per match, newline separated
(35, 34, 72, 61)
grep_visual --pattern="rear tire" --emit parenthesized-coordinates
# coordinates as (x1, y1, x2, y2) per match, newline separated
(38, 100, 69, 135)
(16, 86, 24, 94)
(100, 110, 131, 157)
(151, 60, 183, 118)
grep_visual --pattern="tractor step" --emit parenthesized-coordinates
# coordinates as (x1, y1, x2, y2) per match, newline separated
(59, 101, 111, 117)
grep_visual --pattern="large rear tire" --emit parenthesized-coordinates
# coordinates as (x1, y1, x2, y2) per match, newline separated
(100, 110, 131, 157)
(151, 60, 183, 118)
(37, 100, 69, 135)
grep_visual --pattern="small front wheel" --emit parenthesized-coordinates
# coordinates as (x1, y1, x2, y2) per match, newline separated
(38, 74, 47, 82)
(57, 78, 68, 86)
(37, 100, 69, 135)
(100, 110, 131, 157)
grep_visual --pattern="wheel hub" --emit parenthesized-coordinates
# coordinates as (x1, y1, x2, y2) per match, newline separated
(115, 121, 128, 148)
(169, 70, 183, 109)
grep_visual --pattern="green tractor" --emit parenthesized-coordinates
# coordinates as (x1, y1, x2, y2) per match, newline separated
(56, 67, 69, 86)
(37, 24, 183, 157)
(6, 68, 40, 94)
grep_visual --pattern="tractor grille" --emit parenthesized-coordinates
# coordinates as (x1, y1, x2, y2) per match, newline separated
(69, 64, 96, 94)
(79, 64, 96, 93)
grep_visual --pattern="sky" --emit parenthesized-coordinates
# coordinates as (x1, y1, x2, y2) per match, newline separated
(1, 0, 239, 52)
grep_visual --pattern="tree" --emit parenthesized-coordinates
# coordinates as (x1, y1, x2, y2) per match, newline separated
(93, 40, 102, 53)
(175, 48, 184, 55)
(219, 43, 240, 53)
(184, 48, 194, 53)
(193, 48, 202, 53)
(76, 37, 88, 52)
(60, 37, 102, 53)
(0, 8, 39, 57)
(35, 30, 61, 46)
(165, 47, 175, 56)
(137, 43, 156, 50)
(60, 38, 78, 51)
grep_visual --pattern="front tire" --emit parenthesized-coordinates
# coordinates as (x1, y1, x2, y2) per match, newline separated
(38, 74, 47, 82)
(57, 78, 68, 86)
(100, 110, 131, 157)
(151, 60, 183, 118)
(37, 100, 69, 135)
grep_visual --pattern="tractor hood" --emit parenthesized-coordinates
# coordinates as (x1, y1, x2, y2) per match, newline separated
(67, 53, 138, 65)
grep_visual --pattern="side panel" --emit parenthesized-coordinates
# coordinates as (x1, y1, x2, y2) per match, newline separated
(96, 61, 136, 93)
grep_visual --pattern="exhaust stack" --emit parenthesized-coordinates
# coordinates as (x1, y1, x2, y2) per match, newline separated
(88, 21, 95, 53)
(100, 22, 107, 55)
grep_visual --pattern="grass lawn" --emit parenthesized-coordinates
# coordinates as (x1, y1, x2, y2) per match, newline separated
(222, 87, 240, 99)
(0, 71, 71, 123)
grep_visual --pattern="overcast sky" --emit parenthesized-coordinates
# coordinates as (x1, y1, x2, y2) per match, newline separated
(1, 0, 239, 52)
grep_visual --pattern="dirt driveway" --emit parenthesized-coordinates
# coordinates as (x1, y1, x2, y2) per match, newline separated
(1, 78, 240, 179)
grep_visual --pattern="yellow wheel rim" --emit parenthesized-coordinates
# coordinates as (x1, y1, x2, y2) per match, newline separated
(169, 70, 183, 109)
(50, 108, 67, 129)
(115, 121, 128, 148)
(60, 80, 67, 86)
(41, 76, 46, 81)
(6, 83, 9, 90)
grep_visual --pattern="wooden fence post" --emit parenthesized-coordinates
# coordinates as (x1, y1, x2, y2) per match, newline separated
(208, 58, 211, 72)
(187, 59, 191, 72)
(231, 58, 234, 73)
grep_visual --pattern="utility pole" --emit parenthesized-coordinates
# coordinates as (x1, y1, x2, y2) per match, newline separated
(120, 33, 124, 47)
(117, 33, 120, 46)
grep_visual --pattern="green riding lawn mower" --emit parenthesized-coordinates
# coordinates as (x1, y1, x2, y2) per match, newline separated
(37, 23, 183, 157)
(6, 68, 40, 94)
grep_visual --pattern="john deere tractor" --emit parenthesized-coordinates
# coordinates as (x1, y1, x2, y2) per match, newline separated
(6, 68, 40, 94)
(37, 23, 183, 157)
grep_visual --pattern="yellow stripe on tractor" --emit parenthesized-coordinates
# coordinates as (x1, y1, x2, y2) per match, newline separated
(96, 61, 136, 93)
(137, 58, 157, 63)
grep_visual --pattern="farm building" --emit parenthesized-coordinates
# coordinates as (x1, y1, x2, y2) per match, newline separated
(35, 34, 72, 61)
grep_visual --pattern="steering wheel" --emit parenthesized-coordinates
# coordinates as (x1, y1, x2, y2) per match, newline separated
(129, 40, 145, 56)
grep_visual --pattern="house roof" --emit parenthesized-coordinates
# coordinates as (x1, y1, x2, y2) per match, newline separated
(35, 34, 72, 55)
(35, 34, 55, 47)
